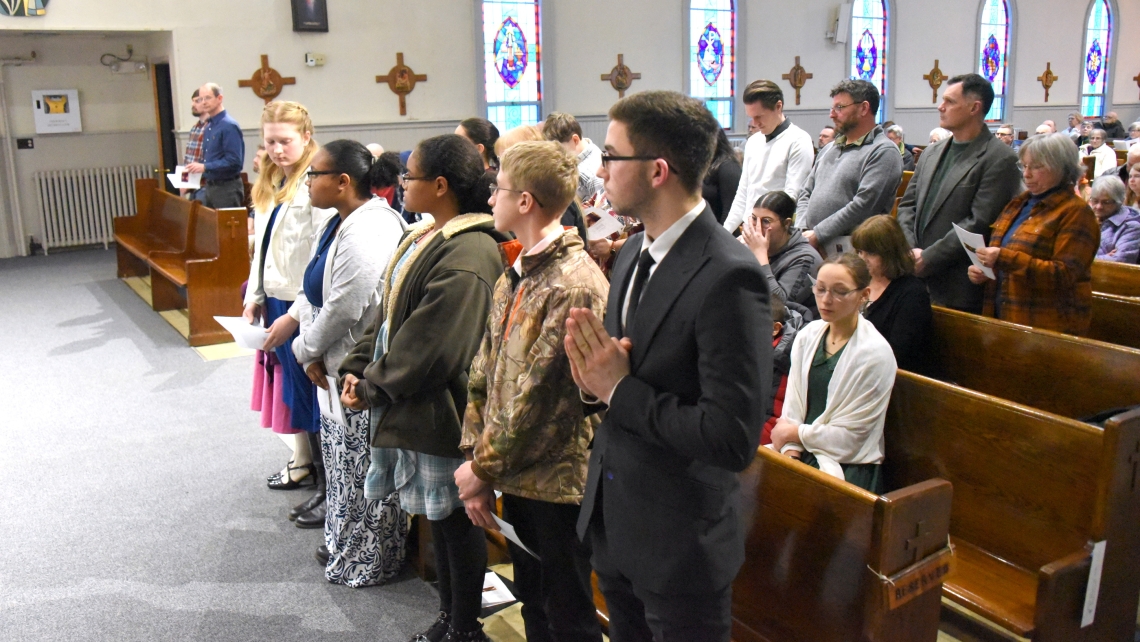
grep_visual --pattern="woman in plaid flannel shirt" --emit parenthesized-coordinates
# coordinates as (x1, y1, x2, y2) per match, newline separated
(969, 133, 1099, 336)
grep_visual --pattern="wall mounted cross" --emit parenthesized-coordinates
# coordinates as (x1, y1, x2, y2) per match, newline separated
(376, 52, 428, 116)
(601, 54, 641, 99)
(1038, 63, 1058, 102)
(923, 60, 945, 104)
(781, 56, 813, 105)
(238, 55, 295, 104)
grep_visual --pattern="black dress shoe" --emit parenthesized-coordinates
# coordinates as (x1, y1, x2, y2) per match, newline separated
(408, 611, 451, 642)
(268, 462, 316, 490)
(315, 544, 330, 564)
(289, 488, 325, 521)
(295, 503, 326, 529)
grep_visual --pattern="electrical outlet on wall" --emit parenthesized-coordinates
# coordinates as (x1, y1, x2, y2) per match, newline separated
(304, 53, 326, 67)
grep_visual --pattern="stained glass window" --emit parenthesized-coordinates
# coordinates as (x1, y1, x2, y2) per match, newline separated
(978, 0, 1009, 122)
(1081, 0, 1111, 118)
(849, 0, 888, 122)
(689, 0, 735, 129)
(483, 0, 542, 132)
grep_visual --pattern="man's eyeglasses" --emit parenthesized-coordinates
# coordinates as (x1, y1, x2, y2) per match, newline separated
(600, 152, 677, 173)
(829, 102, 860, 114)
(490, 185, 544, 208)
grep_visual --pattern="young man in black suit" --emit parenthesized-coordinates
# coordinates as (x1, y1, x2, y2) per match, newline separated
(565, 90, 772, 641)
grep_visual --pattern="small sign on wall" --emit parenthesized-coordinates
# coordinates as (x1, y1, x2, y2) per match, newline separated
(32, 89, 81, 134)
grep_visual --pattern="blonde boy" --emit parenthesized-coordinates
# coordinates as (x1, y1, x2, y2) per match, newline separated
(455, 141, 608, 641)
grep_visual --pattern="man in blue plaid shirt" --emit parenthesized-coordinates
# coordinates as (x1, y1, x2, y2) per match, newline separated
(182, 89, 207, 198)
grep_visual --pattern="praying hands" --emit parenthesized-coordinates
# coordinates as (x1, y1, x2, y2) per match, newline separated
(564, 307, 631, 405)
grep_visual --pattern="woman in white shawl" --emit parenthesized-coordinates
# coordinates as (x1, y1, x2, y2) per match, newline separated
(769, 253, 896, 493)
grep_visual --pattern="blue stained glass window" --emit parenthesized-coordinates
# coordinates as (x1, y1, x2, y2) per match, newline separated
(978, 0, 1009, 122)
(689, 0, 734, 129)
(1081, 0, 1111, 118)
(850, 0, 887, 122)
(483, 0, 541, 132)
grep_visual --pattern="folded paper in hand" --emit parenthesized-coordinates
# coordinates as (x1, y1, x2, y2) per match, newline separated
(586, 207, 624, 241)
(213, 316, 268, 350)
(952, 223, 995, 279)
(167, 165, 203, 190)
(317, 375, 347, 425)
(492, 515, 541, 560)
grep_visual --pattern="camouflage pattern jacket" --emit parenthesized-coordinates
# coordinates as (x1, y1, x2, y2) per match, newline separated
(461, 229, 609, 504)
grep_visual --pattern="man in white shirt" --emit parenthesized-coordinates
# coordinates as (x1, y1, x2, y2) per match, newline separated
(544, 111, 604, 202)
(722, 79, 814, 233)
(1083, 128, 1118, 177)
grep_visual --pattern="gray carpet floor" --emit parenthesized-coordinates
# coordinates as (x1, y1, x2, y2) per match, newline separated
(0, 248, 439, 641)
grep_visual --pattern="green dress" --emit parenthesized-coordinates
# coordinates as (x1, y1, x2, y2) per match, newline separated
(797, 329, 884, 494)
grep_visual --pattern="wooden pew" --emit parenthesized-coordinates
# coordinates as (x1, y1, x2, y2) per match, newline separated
(731, 449, 952, 642)
(929, 306, 1140, 420)
(1091, 259, 1140, 298)
(1087, 292, 1140, 350)
(146, 203, 250, 346)
(113, 178, 193, 279)
(885, 372, 1140, 642)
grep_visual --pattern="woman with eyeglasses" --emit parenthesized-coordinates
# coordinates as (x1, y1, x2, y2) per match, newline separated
(289, 140, 409, 585)
(245, 101, 337, 494)
(338, 134, 505, 642)
(741, 190, 822, 312)
(851, 215, 933, 375)
(768, 253, 896, 493)
(968, 133, 1099, 335)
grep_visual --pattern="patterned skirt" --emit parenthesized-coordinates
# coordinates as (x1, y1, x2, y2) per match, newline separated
(322, 407, 408, 587)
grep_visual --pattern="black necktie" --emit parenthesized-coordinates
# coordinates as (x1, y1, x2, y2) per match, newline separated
(625, 249, 656, 333)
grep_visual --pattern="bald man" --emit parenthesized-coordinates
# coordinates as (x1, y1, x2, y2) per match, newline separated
(1102, 112, 1127, 140)
(1103, 144, 1140, 184)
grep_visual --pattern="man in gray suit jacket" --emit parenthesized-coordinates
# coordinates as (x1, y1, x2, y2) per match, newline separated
(897, 74, 1022, 313)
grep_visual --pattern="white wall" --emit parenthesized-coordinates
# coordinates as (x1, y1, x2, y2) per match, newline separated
(0, 0, 1137, 258)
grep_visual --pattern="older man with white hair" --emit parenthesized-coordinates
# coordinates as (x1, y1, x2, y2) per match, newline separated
(1082, 128, 1117, 177)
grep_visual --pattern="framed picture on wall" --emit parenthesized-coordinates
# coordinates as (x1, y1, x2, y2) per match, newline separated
(291, 0, 328, 32)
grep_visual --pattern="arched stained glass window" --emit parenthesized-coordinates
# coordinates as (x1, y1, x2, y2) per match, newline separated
(850, 0, 888, 122)
(483, 0, 542, 132)
(689, 0, 735, 129)
(978, 0, 1009, 122)
(1081, 0, 1111, 118)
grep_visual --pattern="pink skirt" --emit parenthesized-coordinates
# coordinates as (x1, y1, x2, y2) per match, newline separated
(251, 349, 300, 434)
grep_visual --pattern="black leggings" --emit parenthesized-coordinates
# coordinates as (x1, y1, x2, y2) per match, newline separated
(430, 507, 487, 632)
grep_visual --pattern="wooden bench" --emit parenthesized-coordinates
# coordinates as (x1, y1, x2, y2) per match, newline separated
(146, 202, 249, 346)
(885, 372, 1140, 641)
(929, 306, 1140, 420)
(731, 448, 952, 642)
(1087, 292, 1140, 350)
(1091, 259, 1140, 298)
(113, 178, 193, 279)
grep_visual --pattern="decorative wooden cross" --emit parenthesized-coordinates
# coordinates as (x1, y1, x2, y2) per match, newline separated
(1037, 63, 1058, 102)
(226, 218, 242, 240)
(904, 520, 939, 565)
(238, 55, 295, 104)
(1133, 70, 1140, 100)
(376, 52, 427, 116)
(600, 54, 641, 98)
(923, 60, 945, 104)
(781, 56, 813, 106)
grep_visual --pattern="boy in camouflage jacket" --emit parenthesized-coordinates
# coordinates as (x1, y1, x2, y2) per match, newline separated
(456, 141, 608, 641)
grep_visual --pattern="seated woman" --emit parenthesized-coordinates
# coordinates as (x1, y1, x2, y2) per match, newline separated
(969, 133, 1100, 336)
(741, 190, 822, 311)
(291, 140, 409, 586)
(851, 215, 933, 374)
(769, 254, 897, 493)
(1089, 176, 1140, 263)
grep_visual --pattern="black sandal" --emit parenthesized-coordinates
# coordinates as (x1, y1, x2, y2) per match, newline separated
(408, 611, 451, 642)
(266, 462, 316, 490)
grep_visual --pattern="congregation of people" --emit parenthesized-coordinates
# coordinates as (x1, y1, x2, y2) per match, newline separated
(177, 66, 1138, 640)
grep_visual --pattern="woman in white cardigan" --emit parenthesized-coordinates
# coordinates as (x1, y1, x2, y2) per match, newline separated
(291, 140, 408, 586)
(769, 253, 897, 493)
(244, 101, 336, 491)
